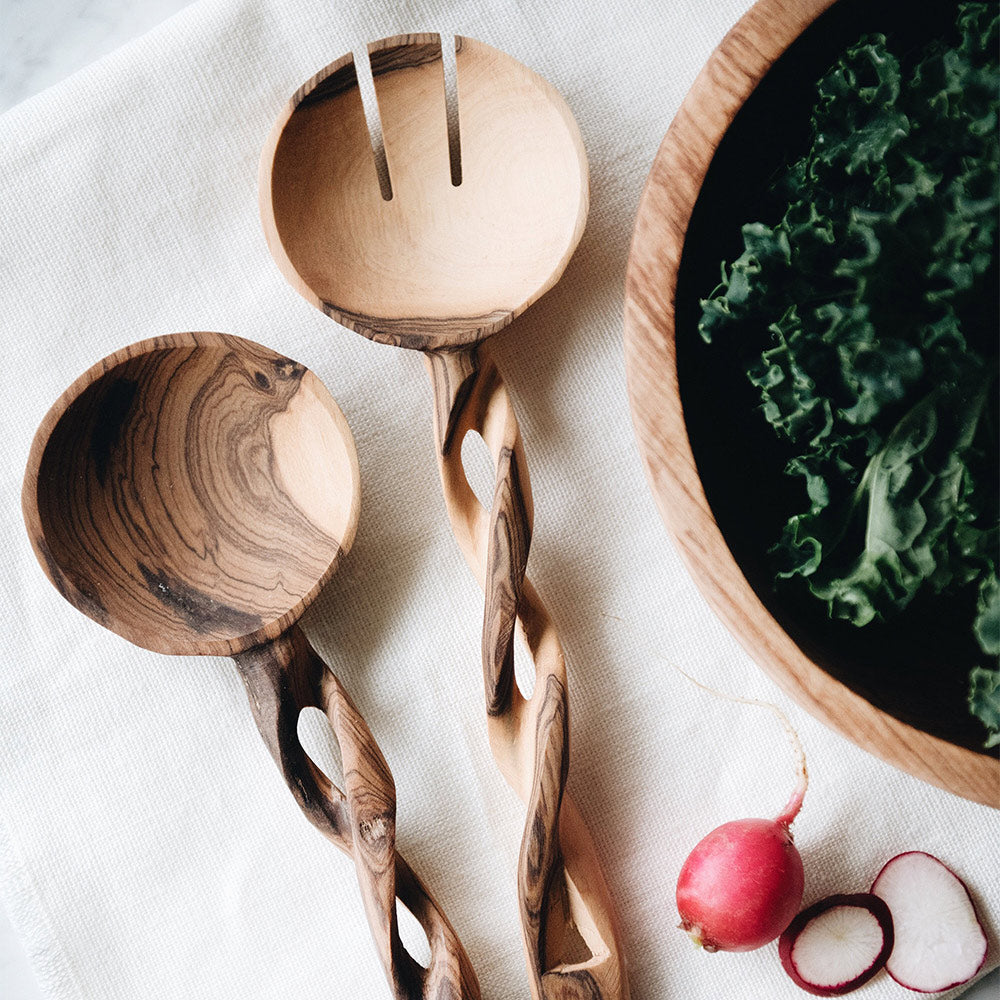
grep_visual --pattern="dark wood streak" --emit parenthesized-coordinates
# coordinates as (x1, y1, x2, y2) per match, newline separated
(369, 36, 444, 78)
(429, 347, 627, 998)
(234, 626, 478, 1000)
(482, 443, 530, 716)
(233, 627, 351, 837)
(89, 377, 138, 486)
(426, 349, 479, 456)
(519, 673, 569, 965)
(24, 332, 480, 1000)
(33, 341, 333, 651)
(429, 351, 533, 715)
(294, 54, 359, 109)
(138, 562, 263, 636)
(540, 969, 603, 1000)
(291, 37, 463, 113)
(324, 302, 514, 353)
(259, 29, 624, 993)
(393, 853, 481, 1000)
(34, 533, 109, 625)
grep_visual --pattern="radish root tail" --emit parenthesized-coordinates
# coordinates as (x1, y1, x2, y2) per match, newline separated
(670, 662, 808, 828)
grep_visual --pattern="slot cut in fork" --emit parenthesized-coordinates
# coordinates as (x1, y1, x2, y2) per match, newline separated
(355, 34, 463, 201)
(441, 35, 462, 187)
(353, 45, 393, 201)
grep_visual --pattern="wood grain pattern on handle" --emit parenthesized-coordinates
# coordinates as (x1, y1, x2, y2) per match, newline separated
(258, 33, 623, 986)
(426, 345, 629, 1000)
(622, 0, 1000, 807)
(22, 331, 482, 998)
(234, 627, 480, 1000)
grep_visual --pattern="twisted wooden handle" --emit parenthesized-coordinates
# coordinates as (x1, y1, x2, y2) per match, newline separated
(233, 625, 480, 1000)
(426, 346, 629, 1000)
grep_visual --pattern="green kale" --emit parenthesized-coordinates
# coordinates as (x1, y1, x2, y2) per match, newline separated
(699, 3, 1000, 744)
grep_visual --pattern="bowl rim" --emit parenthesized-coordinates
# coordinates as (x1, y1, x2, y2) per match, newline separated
(22, 331, 361, 658)
(622, 0, 999, 808)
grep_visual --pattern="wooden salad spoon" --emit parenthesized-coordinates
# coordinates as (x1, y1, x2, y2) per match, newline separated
(21, 331, 479, 1000)
(260, 35, 628, 1000)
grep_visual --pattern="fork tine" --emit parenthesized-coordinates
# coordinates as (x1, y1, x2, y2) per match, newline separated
(262, 51, 389, 311)
(368, 34, 453, 200)
(270, 52, 384, 212)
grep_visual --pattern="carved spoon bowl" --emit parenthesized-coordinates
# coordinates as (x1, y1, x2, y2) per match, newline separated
(23, 330, 357, 655)
(21, 330, 479, 1000)
(260, 34, 628, 999)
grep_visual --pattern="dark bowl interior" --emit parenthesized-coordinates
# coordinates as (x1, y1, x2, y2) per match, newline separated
(675, 0, 996, 753)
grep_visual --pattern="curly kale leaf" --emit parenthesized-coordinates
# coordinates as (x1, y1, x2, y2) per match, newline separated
(773, 370, 993, 627)
(969, 663, 1000, 750)
(698, 3, 999, 743)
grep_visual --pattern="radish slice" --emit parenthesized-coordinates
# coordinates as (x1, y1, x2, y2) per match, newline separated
(779, 893, 894, 995)
(871, 851, 989, 993)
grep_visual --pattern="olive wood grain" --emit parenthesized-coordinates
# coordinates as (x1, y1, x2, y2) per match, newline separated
(259, 34, 588, 353)
(260, 34, 630, 996)
(234, 628, 479, 1000)
(426, 345, 628, 1000)
(22, 332, 480, 998)
(622, 0, 999, 807)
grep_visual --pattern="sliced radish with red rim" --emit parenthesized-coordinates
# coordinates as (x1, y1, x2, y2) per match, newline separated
(779, 893, 894, 995)
(871, 851, 988, 993)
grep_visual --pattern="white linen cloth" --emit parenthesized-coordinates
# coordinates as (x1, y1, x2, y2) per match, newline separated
(1, 1, 997, 997)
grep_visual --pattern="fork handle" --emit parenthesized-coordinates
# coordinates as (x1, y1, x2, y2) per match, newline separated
(426, 345, 629, 1000)
(233, 625, 480, 1000)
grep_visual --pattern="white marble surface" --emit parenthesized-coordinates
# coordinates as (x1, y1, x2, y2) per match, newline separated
(1, 3, 997, 999)
(1, 0, 191, 111)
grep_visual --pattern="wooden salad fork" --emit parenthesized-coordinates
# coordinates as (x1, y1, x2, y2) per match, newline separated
(260, 34, 629, 999)
(21, 332, 479, 1000)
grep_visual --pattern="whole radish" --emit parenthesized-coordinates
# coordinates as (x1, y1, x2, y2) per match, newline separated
(675, 683, 808, 952)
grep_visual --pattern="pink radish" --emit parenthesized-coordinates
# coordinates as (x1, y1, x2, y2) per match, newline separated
(778, 893, 894, 995)
(676, 814, 805, 951)
(675, 680, 808, 952)
(871, 851, 988, 993)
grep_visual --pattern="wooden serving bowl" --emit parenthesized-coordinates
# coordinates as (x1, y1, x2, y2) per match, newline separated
(623, 0, 999, 807)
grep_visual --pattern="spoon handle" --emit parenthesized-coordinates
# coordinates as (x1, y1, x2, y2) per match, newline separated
(425, 346, 629, 1000)
(233, 625, 480, 1000)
